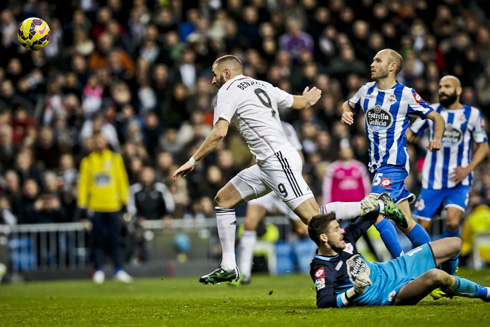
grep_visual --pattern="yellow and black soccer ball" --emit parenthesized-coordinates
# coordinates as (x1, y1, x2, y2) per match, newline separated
(17, 17, 51, 51)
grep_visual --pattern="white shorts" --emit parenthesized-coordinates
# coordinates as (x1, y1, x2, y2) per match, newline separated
(231, 147, 313, 211)
(248, 192, 301, 221)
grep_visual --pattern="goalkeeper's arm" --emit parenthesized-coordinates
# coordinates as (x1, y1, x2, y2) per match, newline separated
(337, 271, 372, 308)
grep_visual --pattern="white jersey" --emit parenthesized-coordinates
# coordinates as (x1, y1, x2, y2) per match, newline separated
(214, 75, 294, 161)
(410, 104, 488, 189)
(281, 121, 302, 151)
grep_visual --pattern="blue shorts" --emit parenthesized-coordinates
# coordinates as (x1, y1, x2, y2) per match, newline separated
(413, 185, 471, 220)
(370, 165, 415, 204)
(355, 244, 436, 306)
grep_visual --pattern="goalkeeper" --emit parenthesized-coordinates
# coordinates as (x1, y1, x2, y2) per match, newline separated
(308, 212, 490, 308)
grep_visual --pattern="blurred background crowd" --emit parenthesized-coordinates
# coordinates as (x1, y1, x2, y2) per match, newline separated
(0, 0, 489, 228)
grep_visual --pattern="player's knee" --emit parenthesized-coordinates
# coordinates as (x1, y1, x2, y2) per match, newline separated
(214, 193, 227, 208)
(448, 237, 463, 253)
(445, 220, 460, 232)
(426, 269, 451, 287)
(418, 219, 431, 231)
(244, 219, 258, 231)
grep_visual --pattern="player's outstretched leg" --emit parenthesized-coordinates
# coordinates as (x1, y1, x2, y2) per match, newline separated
(199, 266, 240, 285)
(377, 193, 408, 228)
(319, 194, 382, 220)
(396, 268, 490, 305)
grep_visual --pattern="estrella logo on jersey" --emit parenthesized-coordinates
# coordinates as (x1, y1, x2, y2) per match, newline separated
(441, 124, 463, 147)
(412, 92, 423, 103)
(366, 106, 393, 131)
(380, 177, 392, 189)
(346, 254, 369, 283)
(314, 267, 325, 279)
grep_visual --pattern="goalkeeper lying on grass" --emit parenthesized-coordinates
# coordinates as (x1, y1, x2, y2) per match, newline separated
(308, 212, 490, 308)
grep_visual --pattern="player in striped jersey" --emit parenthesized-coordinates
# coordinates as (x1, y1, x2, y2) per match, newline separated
(173, 55, 404, 285)
(341, 49, 446, 258)
(408, 76, 489, 243)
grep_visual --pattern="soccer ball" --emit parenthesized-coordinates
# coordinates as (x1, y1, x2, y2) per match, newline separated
(17, 17, 51, 51)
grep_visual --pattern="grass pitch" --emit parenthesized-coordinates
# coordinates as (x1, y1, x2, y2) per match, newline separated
(1, 268, 490, 327)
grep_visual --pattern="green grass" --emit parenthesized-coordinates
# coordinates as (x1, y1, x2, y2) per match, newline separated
(1, 268, 490, 327)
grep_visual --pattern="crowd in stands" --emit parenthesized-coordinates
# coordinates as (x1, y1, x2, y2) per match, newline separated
(0, 0, 489, 226)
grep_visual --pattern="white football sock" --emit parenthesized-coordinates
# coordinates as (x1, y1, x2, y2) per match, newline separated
(216, 207, 237, 270)
(239, 230, 257, 279)
(320, 202, 361, 220)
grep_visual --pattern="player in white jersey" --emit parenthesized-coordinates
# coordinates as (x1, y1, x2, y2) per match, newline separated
(408, 76, 489, 241)
(172, 55, 405, 285)
(341, 49, 446, 258)
(238, 121, 307, 285)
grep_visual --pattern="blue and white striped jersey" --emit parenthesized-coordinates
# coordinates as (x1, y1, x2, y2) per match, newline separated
(348, 82, 433, 173)
(410, 104, 488, 189)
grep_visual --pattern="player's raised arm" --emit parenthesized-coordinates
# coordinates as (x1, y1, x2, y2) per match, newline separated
(426, 111, 445, 152)
(172, 119, 230, 180)
(291, 86, 322, 110)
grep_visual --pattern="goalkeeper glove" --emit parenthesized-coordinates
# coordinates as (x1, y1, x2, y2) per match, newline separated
(340, 270, 372, 306)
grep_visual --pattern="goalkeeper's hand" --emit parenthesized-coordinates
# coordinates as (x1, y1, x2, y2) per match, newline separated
(340, 269, 373, 306)
(353, 270, 372, 295)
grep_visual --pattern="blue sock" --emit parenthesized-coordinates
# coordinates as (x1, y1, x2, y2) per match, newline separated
(450, 276, 488, 299)
(406, 223, 431, 248)
(376, 218, 403, 258)
(441, 228, 460, 238)
(441, 253, 459, 275)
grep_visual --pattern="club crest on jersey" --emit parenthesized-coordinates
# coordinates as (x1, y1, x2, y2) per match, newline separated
(387, 94, 397, 105)
(366, 106, 393, 131)
(442, 124, 462, 147)
(314, 267, 325, 279)
(346, 254, 369, 283)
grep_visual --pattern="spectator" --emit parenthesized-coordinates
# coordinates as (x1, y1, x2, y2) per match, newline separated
(0, 194, 15, 225)
(34, 127, 61, 170)
(33, 193, 66, 224)
(80, 112, 120, 151)
(2, 169, 21, 204)
(14, 149, 43, 188)
(16, 179, 40, 224)
(322, 140, 371, 204)
(128, 166, 175, 262)
(0, 123, 18, 171)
